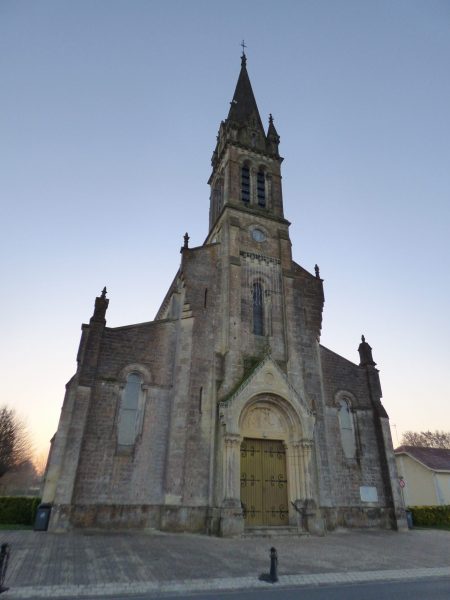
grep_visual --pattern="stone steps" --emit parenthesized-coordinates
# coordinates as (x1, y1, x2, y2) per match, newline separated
(242, 526, 309, 538)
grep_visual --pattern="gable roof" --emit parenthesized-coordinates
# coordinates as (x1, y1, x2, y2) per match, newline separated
(395, 445, 450, 472)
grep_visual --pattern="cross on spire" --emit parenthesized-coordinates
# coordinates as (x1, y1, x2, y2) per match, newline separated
(240, 40, 247, 67)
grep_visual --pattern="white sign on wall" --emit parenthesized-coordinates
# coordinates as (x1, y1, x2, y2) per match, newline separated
(360, 486, 378, 502)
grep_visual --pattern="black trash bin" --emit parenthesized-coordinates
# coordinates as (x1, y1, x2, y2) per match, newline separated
(34, 503, 52, 531)
(405, 510, 413, 529)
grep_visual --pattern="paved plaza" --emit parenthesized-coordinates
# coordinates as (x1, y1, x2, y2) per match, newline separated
(1, 528, 449, 598)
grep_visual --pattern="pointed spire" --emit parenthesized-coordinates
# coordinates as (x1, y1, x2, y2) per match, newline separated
(267, 113, 279, 137)
(180, 232, 190, 253)
(267, 113, 280, 156)
(91, 286, 109, 324)
(227, 51, 264, 136)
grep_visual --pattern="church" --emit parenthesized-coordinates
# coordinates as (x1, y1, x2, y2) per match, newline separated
(42, 52, 406, 536)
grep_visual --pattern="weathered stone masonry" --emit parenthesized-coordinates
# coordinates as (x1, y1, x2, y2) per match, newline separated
(42, 53, 407, 535)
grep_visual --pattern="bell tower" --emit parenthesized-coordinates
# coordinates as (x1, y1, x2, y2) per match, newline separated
(204, 50, 296, 402)
(207, 51, 284, 235)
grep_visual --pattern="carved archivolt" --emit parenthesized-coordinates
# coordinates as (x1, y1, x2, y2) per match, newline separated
(238, 393, 310, 443)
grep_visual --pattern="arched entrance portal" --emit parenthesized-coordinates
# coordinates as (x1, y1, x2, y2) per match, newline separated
(240, 437, 289, 526)
(218, 376, 316, 536)
(239, 394, 304, 528)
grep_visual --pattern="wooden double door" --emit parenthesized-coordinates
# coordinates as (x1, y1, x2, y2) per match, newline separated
(240, 438, 289, 526)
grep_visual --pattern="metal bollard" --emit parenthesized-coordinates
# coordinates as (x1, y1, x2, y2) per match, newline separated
(0, 543, 10, 594)
(258, 546, 279, 584)
(269, 546, 278, 583)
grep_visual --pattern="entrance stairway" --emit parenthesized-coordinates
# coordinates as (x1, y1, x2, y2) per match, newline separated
(242, 526, 308, 537)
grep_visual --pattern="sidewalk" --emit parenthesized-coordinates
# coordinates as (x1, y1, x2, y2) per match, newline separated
(1, 528, 449, 598)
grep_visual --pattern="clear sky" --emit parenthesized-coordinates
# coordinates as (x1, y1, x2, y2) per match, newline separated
(1, 0, 449, 458)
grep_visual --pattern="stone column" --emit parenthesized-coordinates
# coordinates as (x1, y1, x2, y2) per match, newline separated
(219, 434, 244, 537)
(300, 439, 325, 535)
(297, 442, 306, 499)
(223, 434, 242, 502)
(301, 439, 314, 499)
(286, 442, 302, 501)
(287, 441, 305, 530)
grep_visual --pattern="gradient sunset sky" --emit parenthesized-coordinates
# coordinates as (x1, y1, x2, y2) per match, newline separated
(1, 0, 449, 458)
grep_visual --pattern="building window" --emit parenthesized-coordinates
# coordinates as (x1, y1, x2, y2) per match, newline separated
(338, 398, 356, 459)
(214, 179, 223, 218)
(253, 281, 264, 336)
(257, 171, 265, 207)
(199, 387, 203, 414)
(241, 165, 250, 203)
(118, 373, 143, 446)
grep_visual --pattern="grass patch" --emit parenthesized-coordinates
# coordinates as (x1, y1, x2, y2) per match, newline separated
(0, 523, 33, 530)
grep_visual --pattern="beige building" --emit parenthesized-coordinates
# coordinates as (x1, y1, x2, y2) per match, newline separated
(395, 446, 450, 506)
(42, 52, 406, 536)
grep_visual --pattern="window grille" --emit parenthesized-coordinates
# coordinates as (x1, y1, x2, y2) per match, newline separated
(253, 281, 264, 336)
(257, 171, 265, 206)
(241, 166, 250, 203)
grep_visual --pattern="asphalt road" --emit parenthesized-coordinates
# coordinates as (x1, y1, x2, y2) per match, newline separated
(56, 577, 450, 600)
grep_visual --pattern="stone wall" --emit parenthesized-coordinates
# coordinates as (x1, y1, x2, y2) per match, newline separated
(319, 345, 398, 526)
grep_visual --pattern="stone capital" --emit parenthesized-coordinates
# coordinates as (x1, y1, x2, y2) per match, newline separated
(224, 434, 242, 448)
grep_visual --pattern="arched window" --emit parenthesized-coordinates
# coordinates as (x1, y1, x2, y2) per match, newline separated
(214, 179, 223, 217)
(253, 281, 264, 336)
(118, 373, 143, 446)
(241, 165, 250, 203)
(257, 170, 265, 207)
(338, 398, 356, 459)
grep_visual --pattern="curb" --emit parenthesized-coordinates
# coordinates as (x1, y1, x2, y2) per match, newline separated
(4, 566, 450, 598)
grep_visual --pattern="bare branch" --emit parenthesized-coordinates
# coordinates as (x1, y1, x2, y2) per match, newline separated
(0, 406, 33, 478)
(401, 429, 450, 449)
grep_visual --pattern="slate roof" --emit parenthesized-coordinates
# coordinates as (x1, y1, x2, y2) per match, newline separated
(395, 445, 450, 472)
(227, 54, 265, 135)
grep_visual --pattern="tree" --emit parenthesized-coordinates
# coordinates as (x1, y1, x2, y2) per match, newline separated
(401, 430, 450, 449)
(0, 407, 32, 478)
(0, 459, 40, 496)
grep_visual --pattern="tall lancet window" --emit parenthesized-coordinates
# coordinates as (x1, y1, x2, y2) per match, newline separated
(241, 165, 250, 203)
(257, 170, 266, 207)
(252, 281, 264, 336)
(214, 179, 223, 219)
(118, 373, 143, 446)
(338, 398, 357, 459)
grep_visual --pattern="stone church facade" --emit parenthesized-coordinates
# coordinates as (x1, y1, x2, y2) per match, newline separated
(42, 53, 406, 536)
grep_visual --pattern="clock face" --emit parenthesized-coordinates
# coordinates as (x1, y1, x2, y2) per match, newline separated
(252, 228, 266, 242)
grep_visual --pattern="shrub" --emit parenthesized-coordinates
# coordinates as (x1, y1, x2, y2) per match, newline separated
(0, 496, 41, 525)
(408, 505, 450, 527)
